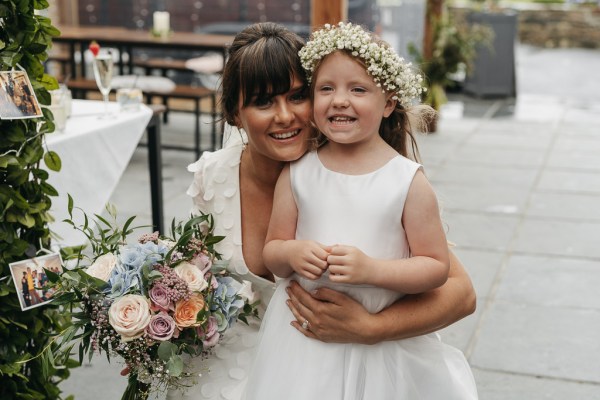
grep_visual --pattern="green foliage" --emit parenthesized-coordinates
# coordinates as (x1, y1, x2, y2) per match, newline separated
(0, 2, 75, 399)
(409, 10, 494, 110)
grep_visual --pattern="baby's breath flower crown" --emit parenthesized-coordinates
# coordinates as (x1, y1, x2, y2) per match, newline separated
(299, 22, 425, 108)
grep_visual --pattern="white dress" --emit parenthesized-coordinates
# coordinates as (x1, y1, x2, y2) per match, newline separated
(245, 151, 478, 400)
(166, 142, 276, 400)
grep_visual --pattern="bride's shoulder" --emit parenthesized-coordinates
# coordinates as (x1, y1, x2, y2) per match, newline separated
(187, 144, 243, 175)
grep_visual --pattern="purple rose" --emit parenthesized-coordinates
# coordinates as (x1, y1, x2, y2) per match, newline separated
(198, 316, 220, 347)
(149, 283, 171, 311)
(146, 312, 176, 341)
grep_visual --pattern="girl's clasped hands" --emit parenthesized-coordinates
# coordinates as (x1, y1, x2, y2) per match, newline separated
(288, 241, 372, 284)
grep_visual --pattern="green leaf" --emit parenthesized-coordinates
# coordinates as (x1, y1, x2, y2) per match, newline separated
(43, 150, 61, 171)
(157, 341, 177, 362)
(166, 354, 184, 377)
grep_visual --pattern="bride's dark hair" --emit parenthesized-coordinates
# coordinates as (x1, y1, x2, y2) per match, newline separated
(220, 22, 307, 127)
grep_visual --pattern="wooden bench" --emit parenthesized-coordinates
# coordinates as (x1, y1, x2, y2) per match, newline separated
(132, 58, 192, 77)
(67, 78, 219, 158)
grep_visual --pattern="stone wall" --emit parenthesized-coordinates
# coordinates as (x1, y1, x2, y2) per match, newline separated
(451, 5, 600, 49)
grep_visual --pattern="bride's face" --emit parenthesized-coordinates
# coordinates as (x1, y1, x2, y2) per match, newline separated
(235, 75, 312, 163)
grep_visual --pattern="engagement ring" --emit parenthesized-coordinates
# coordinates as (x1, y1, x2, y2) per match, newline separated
(301, 319, 310, 330)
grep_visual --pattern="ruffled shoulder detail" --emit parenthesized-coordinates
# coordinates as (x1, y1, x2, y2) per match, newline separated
(185, 144, 248, 276)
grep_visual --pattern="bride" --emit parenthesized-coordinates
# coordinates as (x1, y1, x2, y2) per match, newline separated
(166, 22, 475, 400)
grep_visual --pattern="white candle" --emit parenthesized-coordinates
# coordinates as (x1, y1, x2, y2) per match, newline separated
(153, 11, 170, 34)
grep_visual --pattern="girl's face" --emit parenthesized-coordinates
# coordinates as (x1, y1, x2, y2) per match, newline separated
(312, 52, 396, 147)
(235, 75, 312, 163)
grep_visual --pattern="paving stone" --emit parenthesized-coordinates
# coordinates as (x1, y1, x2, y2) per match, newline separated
(496, 254, 600, 309)
(470, 302, 600, 383)
(434, 182, 530, 215)
(473, 368, 600, 400)
(527, 191, 600, 221)
(430, 163, 539, 188)
(513, 218, 600, 258)
(442, 211, 521, 252)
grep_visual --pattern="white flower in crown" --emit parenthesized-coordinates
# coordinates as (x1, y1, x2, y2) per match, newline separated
(300, 22, 425, 108)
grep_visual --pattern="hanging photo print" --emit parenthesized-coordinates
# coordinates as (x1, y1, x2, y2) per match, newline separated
(0, 70, 43, 120)
(9, 253, 64, 311)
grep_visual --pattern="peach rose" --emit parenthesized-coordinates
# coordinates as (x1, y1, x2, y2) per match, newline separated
(174, 262, 208, 292)
(108, 294, 152, 342)
(86, 253, 118, 281)
(174, 293, 206, 329)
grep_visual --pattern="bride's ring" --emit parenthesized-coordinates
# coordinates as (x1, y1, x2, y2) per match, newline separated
(301, 319, 310, 330)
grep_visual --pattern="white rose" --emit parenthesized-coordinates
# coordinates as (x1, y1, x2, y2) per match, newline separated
(174, 262, 208, 292)
(108, 294, 152, 342)
(86, 253, 118, 281)
(238, 280, 260, 304)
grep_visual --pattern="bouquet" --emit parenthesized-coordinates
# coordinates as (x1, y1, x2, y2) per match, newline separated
(47, 199, 258, 399)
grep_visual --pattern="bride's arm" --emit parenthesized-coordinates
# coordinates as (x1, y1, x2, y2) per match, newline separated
(286, 250, 475, 344)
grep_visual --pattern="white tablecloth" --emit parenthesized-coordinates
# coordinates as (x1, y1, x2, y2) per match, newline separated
(47, 100, 152, 246)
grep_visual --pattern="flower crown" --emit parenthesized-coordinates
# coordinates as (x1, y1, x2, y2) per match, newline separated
(299, 22, 425, 108)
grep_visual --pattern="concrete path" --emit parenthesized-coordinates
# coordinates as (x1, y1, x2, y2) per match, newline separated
(59, 44, 600, 399)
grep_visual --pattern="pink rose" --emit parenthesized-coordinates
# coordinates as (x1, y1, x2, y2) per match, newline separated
(198, 316, 220, 347)
(149, 283, 171, 311)
(191, 253, 212, 275)
(108, 294, 151, 342)
(146, 311, 176, 341)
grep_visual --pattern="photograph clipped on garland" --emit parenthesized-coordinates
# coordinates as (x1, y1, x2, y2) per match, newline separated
(0, 70, 43, 120)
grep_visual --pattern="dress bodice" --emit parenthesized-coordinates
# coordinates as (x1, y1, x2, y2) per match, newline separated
(187, 143, 275, 310)
(290, 150, 422, 313)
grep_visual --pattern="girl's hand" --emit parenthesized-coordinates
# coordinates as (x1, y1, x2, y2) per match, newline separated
(327, 245, 372, 285)
(288, 240, 330, 280)
(285, 280, 373, 344)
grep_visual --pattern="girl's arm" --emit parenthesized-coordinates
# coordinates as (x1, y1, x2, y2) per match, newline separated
(327, 170, 450, 294)
(263, 165, 329, 279)
(286, 249, 476, 344)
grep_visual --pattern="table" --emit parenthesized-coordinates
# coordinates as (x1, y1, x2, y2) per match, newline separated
(47, 99, 154, 247)
(53, 25, 235, 78)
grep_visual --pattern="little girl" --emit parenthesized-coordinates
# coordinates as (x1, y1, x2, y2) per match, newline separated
(245, 23, 477, 399)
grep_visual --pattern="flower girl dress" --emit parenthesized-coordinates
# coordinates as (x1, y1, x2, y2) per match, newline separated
(244, 151, 478, 400)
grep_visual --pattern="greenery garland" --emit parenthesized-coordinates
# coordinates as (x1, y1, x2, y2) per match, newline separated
(0, 1, 76, 399)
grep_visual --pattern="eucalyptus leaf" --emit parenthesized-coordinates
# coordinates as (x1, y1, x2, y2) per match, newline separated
(166, 355, 184, 377)
(157, 341, 178, 362)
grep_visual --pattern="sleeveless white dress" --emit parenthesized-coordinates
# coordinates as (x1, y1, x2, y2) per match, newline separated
(245, 151, 477, 400)
(166, 141, 276, 400)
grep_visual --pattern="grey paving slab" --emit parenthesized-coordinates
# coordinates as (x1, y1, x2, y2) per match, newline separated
(500, 96, 565, 123)
(430, 163, 540, 188)
(527, 191, 600, 221)
(470, 302, 600, 383)
(557, 121, 600, 138)
(495, 254, 600, 309)
(442, 211, 521, 252)
(435, 182, 530, 215)
(450, 145, 546, 168)
(512, 218, 600, 258)
(473, 368, 600, 400)
(465, 130, 556, 150)
(537, 169, 600, 194)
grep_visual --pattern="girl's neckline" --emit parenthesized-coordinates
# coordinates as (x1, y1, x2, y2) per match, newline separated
(314, 150, 400, 177)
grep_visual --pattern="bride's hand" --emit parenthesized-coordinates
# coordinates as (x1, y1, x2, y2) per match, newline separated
(286, 280, 373, 344)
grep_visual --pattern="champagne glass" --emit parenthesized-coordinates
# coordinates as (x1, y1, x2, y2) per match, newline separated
(92, 48, 114, 118)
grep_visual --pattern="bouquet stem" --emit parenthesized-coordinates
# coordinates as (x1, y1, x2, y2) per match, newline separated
(121, 373, 150, 400)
